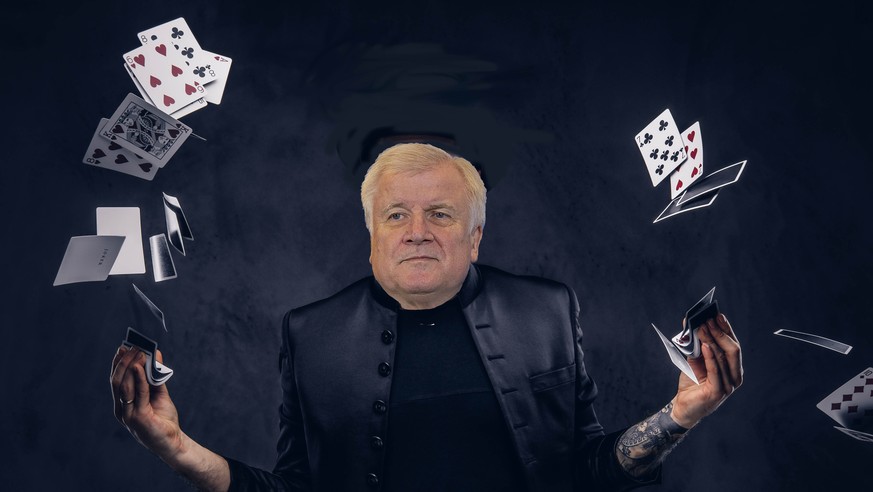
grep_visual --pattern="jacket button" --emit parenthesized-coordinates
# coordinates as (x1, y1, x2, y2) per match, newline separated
(381, 330, 394, 344)
(378, 362, 391, 377)
(370, 435, 384, 450)
(373, 400, 387, 414)
(367, 473, 379, 487)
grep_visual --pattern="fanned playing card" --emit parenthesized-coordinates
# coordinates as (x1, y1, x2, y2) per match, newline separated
(101, 93, 192, 168)
(677, 160, 747, 205)
(137, 18, 218, 84)
(669, 121, 704, 199)
(83, 118, 157, 180)
(635, 109, 687, 187)
(817, 368, 873, 432)
(652, 189, 719, 223)
(123, 44, 207, 114)
(202, 50, 232, 105)
(672, 287, 719, 358)
(651, 323, 699, 384)
(124, 64, 207, 118)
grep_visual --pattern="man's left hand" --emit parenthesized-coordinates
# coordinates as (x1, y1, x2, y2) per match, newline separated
(670, 313, 743, 429)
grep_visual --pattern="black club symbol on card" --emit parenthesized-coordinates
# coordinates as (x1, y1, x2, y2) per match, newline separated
(664, 135, 674, 146)
(655, 164, 665, 175)
(643, 133, 653, 145)
(172, 27, 184, 39)
(194, 66, 206, 77)
(649, 148, 660, 160)
(661, 150, 669, 161)
(670, 151, 680, 162)
(658, 120, 668, 131)
(182, 47, 195, 59)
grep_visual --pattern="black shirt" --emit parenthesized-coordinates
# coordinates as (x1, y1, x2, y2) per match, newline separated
(383, 297, 528, 492)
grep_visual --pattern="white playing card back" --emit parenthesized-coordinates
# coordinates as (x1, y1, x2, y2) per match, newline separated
(652, 323, 699, 384)
(96, 207, 146, 275)
(53, 235, 125, 286)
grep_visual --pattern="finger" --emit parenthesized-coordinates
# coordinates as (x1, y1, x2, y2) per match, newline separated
(716, 313, 740, 344)
(704, 319, 741, 388)
(155, 349, 163, 364)
(703, 324, 733, 393)
(701, 342, 723, 394)
(111, 348, 140, 422)
(687, 352, 708, 381)
(121, 352, 146, 424)
(132, 358, 152, 413)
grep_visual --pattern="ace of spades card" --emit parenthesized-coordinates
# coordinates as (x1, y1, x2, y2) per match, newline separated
(101, 94, 192, 168)
(635, 108, 688, 187)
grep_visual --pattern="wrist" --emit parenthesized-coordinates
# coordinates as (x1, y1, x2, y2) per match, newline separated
(668, 398, 698, 430)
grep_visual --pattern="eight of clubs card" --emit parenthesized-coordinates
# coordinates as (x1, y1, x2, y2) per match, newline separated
(635, 109, 687, 187)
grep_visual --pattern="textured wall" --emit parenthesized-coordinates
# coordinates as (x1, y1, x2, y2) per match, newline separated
(3, 1, 871, 490)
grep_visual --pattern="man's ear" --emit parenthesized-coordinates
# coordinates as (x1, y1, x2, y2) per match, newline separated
(470, 225, 483, 262)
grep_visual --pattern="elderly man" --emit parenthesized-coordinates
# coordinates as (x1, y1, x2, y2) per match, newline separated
(111, 143, 742, 491)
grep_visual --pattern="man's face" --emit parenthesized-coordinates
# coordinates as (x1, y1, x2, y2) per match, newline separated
(369, 162, 483, 309)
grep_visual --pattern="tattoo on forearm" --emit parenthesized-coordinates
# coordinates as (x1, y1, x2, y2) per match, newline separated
(615, 402, 689, 478)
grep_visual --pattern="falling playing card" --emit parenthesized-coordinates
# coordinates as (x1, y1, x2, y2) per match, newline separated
(634, 109, 688, 187)
(653, 189, 719, 223)
(138, 18, 218, 84)
(96, 207, 146, 275)
(817, 367, 873, 432)
(202, 50, 232, 105)
(833, 426, 873, 443)
(677, 160, 747, 205)
(123, 44, 207, 114)
(149, 233, 177, 282)
(101, 93, 193, 168)
(83, 118, 157, 180)
(773, 329, 852, 355)
(652, 323, 699, 384)
(53, 235, 125, 286)
(669, 121, 704, 199)
(163, 192, 193, 256)
(132, 283, 167, 332)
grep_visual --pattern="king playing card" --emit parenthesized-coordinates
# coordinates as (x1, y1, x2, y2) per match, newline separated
(101, 93, 192, 168)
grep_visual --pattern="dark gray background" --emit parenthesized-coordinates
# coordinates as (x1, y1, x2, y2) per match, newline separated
(3, 0, 871, 490)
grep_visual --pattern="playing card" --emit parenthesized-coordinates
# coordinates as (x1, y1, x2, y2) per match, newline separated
(163, 192, 193, 256)
(123, 45, 207, 114)
(677, 160, 747, 205)
(125, 64, 206, 118)
(671, 287, 719, 359)
(101, 93, 192, 168)
(83, 118, 157, 180)
(149, 233, 177, 282)
(634, 109, 688, 187)
(669, 121, 704, 199)
(817, 368, 873, 432)
(53, 235, 125, 286)
(652, 323, 699, 384)
(773, 329, 852, 355)
(122, 327, 174, 385)
(202, 50, 232, 105)
(138, 18, 218, 84)
(96, 207, 146, 275)
(132, 283, 167, 332)
(833, 426, 873, 443)
(652, 189, 719, 223)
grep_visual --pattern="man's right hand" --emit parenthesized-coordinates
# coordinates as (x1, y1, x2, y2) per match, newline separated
(110, 346, 183, 461)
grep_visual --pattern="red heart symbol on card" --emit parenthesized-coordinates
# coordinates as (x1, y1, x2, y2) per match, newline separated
(108, 142, 122, 150)
(168, 129, 180, 138)
(92, 149, 106, 158)
(150, 76, 161, 88)
(163, 94, 175, 107)
(687, 130, 695, 142)
(171, 65, 183, 77)
(139, 163, 153, 172)
(115, 155, 128, 164)
(156, 44, 167, 56)
(112, 125, 124, 134)
(691, 167, 699, 178)
(676, 179, 683, 190)
(184, 84, 196, 95)
(133, 54, 145, 66)
(690, 148, 698, 159)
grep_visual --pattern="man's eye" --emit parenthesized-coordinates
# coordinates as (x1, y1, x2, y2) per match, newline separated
(433, 212, 449, 219)
(388, 213, 404, 220)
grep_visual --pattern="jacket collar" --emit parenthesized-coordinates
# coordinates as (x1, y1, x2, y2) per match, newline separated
(369, 264, 483, 311)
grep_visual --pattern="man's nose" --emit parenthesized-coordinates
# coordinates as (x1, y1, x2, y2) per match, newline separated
(405, 213, 432, 244)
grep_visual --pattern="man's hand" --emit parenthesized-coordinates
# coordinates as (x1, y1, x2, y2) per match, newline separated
(670, 313, 743, 429)
(110, 346, 232, 491)
(110, 346, 184, 459)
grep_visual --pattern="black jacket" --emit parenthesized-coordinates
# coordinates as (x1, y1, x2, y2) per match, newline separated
(226, 264, 658, 491)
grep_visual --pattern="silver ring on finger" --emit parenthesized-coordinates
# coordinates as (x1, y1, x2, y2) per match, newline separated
(119, 397, 135, 405)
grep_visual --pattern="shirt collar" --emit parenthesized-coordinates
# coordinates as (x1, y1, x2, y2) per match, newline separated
(369, 264, 482, 311)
